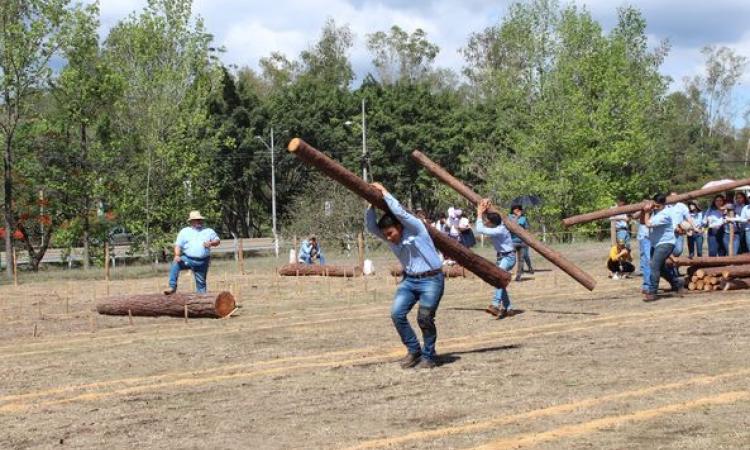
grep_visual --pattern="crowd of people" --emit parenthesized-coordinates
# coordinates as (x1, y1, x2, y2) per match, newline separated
(608, 191, 750, 302)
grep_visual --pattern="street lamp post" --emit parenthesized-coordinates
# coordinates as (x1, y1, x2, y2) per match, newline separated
(256, 129, 279, 257)
(345, 98, 368, 182)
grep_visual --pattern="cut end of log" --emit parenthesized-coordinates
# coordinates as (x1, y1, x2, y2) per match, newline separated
(215, 291, 237, 318)
(288, 137, 303, 152)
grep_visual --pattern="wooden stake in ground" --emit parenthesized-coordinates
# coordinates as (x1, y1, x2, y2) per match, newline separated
(288, 138, 512, 289)
(410, 149, 596, 291)
(97, 291, 236, 319)
(104, 244, 111, 282)
(357, 231, 365, 271)
(238, 238, 245, 274)
(12, 248, 18, 287)
(563, 177, 750, 226)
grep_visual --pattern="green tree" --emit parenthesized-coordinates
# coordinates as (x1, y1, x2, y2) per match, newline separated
(366, 26, 439, 84)
(0, 0, 70, 277)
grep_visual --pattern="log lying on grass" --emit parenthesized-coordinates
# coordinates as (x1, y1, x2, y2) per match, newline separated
(97, 292, 236, 318)
(720, 277, 750, 291)
(288, 138, 511, 288)
(389, 265, 467, 278)
(670, 254, 750, 268)
(278, 263, 360, 277)
(411, 150, 596, 291)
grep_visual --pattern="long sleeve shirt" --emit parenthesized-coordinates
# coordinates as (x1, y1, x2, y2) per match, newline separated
(298, 240, 322, 262)
(365, 193, 442, 274)
(475, 218, 514, 254)
(705, 208, 725, 231)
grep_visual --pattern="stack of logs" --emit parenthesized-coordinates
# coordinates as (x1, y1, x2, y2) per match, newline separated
(673, 255, 750, 292)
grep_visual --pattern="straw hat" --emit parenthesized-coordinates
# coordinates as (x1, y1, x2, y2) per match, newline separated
(187, 210, 205, 222)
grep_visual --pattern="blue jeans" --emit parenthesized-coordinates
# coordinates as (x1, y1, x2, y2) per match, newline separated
(299, 254, 326, 265)
(168, 256, 210, 293)
(494, 254, 516, 310)
(687, 234, 703, 257)
(723, 231, 740, 256)
(672, 235, 684, 257)
(708, 230, 726, 256)
(648, 243, 680, 295)
(638, 238, 651, 291)
(616, 228, 630, 247)
(391, 273, 445, 362)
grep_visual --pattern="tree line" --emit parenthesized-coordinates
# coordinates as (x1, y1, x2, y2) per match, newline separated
(1, 0, 748, 275)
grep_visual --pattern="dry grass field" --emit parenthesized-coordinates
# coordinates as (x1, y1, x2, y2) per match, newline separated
(1, 241, 748, 449)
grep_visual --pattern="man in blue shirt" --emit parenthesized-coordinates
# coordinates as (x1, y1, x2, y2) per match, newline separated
(475, 199, 516, 319)
(164, 210, 220, 295)
(298, 235, 325, 265)
(641, 194, 684, 302)
(366, 183, 444, 369)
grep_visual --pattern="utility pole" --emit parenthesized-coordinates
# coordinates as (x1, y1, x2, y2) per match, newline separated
(256, 130, 279, 257)
(361, 98, 367, 182)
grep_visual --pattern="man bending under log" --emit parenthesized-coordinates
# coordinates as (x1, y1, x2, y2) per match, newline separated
(475, 199, 516, 319)
(164, 210, 220, 295)
(366, 183, 444, 369)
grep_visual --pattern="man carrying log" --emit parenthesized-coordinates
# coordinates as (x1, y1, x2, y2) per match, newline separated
(641, 194, 684, 302)
(475, 199, 516, 319)
(365, 182, 444, 369)
(164, 210, 220, 295)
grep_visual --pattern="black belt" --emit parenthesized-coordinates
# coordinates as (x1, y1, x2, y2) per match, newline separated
(405, 269, 442, 279)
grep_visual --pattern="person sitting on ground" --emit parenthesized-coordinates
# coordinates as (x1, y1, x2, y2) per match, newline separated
(607, 239, 635, 279)
(164, 210, 220, 295)
(475, 199, 516, 319)
(298, 235, 325, 265)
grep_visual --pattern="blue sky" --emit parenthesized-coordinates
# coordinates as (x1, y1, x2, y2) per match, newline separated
(97, 0, 750, 122)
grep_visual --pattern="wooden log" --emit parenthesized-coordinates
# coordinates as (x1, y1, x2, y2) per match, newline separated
(410, 149, 595, 291)
(389, 264, 466, 278)
(720, 278, 750, 291)
(688, 282, 696, 290)
(695, 280, 705, 290)
(96, 292, 236, 318)
(562, 177, 750, 227)
(278, 263, 360, 277)
(720, 265, 750, 280)
(670, 254, 750, 268)
(288, 138, 511, 288)
(703, 283, 714, 291)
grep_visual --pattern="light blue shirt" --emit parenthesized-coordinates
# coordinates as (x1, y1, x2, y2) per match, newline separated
(175, 226, 219, 259)
(475, 218, 514, 254)
(689, 211, 705, 231)
(648, 208, 675, 247)
(365, 193, 442, 274)
(705, 208, 725, 231)
(665, 203, 690, 231)
(298, 240, 323, 262)
(636, 223, 650, 240)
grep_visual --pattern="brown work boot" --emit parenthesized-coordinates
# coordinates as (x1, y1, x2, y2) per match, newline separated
(398, 352, 421, 369)
(497, 308, 509, 319)
(485, 304, 501, 317)
(415, 358, 437, 369)
(643, 293, 658, 302)
(163, 287, 176, 295)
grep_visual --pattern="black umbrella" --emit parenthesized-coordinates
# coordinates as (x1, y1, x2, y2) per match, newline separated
(510, 195, 542, 208)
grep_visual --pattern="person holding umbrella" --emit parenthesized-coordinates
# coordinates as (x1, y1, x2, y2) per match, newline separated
(509, 204, 533, 281)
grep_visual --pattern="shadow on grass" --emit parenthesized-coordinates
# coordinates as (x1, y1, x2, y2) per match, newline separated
(438, 344, 520, 366)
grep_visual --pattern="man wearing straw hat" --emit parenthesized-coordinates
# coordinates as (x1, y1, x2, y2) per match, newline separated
(164, 210, 220, 295)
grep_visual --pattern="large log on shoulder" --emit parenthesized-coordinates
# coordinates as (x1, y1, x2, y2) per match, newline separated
(288, 138, 511, 288)
(411, 150, 596, 291)
(278, 263, 360, 277)
(562, 177, 750, 227)
(97, 292, 236, 318)
(670, 254, 750, 268)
